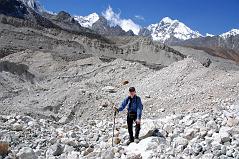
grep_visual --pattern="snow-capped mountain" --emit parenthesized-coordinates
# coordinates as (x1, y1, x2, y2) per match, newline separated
(19, 0, 42, 12)
(146, 17, 202, 43)
(74, 13, 99, 28)
(220, 29, 239, 39)
(206, 33, 214, 37)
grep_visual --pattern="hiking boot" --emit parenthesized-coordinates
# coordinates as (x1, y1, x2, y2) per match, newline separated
(134, 138, 140, 143)
(126, 139, 134, 145)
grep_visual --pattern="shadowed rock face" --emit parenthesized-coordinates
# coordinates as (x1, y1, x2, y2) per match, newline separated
(0, 0, 28, 19)
(0, 61, 35, 83)
(0, 0, 57, 28)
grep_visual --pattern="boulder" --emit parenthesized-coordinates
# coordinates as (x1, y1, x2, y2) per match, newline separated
(192, 143, 203, 155)
(206, 120, 218, 130)
(101, 149, 114, 159)
(163, 124, 173, 134)
(102, 86, 116, 93)
(12, 123, 23, 131)
(140, 128, 166, 140)
(114, 137, 121, 145)
(173, 137, 188, 148)
(46, 143, 64, 156)
(83, 147, 94, 156)
(16, 147, 37, 159)
(220, 132, 231, 143)
(122, 80, 129, 85)
(183, 128, 196, 140)
(227, 117, 239, 127)
(58, 116, 70, 124)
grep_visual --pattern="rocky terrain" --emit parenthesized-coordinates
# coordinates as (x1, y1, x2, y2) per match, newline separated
(0, 0, 239, 159)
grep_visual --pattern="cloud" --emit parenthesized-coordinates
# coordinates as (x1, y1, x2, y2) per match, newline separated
(102, 6, 141, 35)
(135, 15, 145, 21)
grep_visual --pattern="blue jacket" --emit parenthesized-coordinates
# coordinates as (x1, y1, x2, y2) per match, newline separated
(119, 95, 143, 120)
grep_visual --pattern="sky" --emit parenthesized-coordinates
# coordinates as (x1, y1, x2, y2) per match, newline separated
(38, 0, 239, 35)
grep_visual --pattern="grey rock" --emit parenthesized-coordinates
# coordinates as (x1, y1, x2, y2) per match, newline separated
(16, 147, 37, 159)
(11, 123, 23, 131)
(46, 143, 64, 156)
(83, 147, 94, 156)
(192, 143, 203, 155)
(101, 149, 114, 159)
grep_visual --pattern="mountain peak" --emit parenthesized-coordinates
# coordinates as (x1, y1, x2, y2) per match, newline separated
(74, 13, 99, 28)
(220, 29, 239, 39)
(160, 17, 175, 24)
(147, 17, 202, 43)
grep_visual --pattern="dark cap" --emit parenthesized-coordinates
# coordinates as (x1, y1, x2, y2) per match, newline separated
(129, 87, 136, 92)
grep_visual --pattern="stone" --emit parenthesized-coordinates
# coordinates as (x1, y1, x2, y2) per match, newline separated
(122, 80, 129, 85)
(101, 149, 114, 159)
(227, 117, 239, 127)
(79, 141, 89, 148)
(163, 124, 173, 134)
(140, 128, 166, 140)
(16, 147, 37, 159)
(226, 149, 234, 157)
(212, 133, 222, 144)
(206, 120, 218, 130)
(201, 153, 213, 159)
(101, 100, 110, 108)
(192, 143, 203, 155)
(102, 86, 116, 93)
(12, 123, 23, 131)
(126, 153, 142, 159)
(173, 137, 188, 148)
(183, 128, 195, 140)
(58, 117, 70, 124)
(83, 147, 94, 156)
(61, 138, 77, 146)
(114, 137, 121, 145)
(219, 128, 231, 143)
(69, 132, 77, 138)
(46, 143, 64, 156)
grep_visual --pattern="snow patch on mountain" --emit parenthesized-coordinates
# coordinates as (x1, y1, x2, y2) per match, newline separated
(102, 6, 141, 35)
(220, 29, 239, 39)
(74, 13, 99, 28)
(147, 17, 202, 42)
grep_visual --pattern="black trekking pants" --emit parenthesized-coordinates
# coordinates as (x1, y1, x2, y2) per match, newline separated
(127, 112, 141, 141)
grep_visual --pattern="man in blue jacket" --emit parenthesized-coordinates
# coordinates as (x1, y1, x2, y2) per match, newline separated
(114, 87, 143, 144)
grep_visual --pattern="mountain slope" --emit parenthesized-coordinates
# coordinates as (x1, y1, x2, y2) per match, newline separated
(142, 17, 202, 43)
(175, 32, 239, 62)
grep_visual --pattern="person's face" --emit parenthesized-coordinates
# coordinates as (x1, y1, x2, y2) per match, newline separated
(129, 91, 136, 97)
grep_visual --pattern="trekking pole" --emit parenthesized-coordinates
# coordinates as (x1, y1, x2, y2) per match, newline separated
(112, 110, 117, 147)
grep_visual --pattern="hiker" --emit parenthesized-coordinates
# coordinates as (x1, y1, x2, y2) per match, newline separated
(114, 87, 143, 145)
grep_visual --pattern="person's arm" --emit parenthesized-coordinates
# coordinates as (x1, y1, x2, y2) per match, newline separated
(118, 97, 129, 112)
(136, 97, 143, 120)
